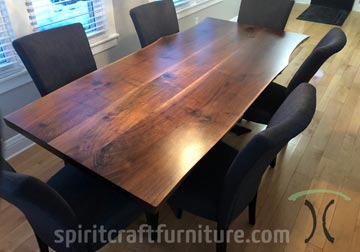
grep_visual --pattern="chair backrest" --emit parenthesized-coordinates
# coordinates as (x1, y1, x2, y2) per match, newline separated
(219, 83, 316, 228)
(237, 0, 294, 30)
(286, 27, 347, 95)
(13, 23, 97, 96)
(0, 170, 88, 252)
(130, 0, 179, 48)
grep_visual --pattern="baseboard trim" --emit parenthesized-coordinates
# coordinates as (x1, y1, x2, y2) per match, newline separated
(229, 16, 237, 22)
(4, 134, 34, 160)
(295, 0, 309, 4)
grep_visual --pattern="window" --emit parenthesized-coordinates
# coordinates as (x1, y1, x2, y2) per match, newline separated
(173, 0, 210, 8)
(0, 0, 22, 78)
(25, 0, 106, 36)
(173, 0, 223, 18)
(173, 0, 190, 6)
(0, 0, 116, 92)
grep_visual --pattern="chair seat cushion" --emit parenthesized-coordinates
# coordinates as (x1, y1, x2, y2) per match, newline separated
(243, 82, 287, 124)
(47, 164, 143, 250)
(168, 142, 238, 221)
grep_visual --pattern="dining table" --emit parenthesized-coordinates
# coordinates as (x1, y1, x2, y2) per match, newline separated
(4, 17, 308, 211)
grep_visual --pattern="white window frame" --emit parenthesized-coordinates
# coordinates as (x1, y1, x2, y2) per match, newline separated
(26, 0, 106, 36)
(0, 0, 118, 94)
(0, 0, 23, 80)
(8, 0, 118, 54)
(355, 0, 360, 11)
(173, 0, 223, 19)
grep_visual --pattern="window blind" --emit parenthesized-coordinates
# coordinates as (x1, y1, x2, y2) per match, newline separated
(173, 0, 191, 6)
(25, 0, 106, 36)
(0, 0, 22, 78)
(173, 0, 208, 9)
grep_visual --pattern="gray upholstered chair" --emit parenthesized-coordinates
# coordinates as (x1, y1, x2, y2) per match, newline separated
(243, 27, 346, 125)
(12, 23, 97, 96)
(130, 0, 179, 48)
(0, 162, 147, 252)
(237, 0, 294, 30)
(1, 158, 15, 172)
(168, 83, 317, 252)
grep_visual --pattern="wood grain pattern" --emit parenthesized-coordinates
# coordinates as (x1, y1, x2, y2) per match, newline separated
(4, 18, 307, 209)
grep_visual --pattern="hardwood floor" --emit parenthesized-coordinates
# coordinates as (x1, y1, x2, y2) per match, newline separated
(1, 4, 360, 252)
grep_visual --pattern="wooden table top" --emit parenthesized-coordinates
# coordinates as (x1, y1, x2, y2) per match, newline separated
(4, 18, 308, 210)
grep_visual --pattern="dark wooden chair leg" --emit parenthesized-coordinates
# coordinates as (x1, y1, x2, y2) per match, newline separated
(169, 204, 183, 219)
(216, 225, 228, 252)
(216, 241, 227, 252)
(249, 193, 257, 225)
(270, 156, 277, 168)
(35, 234, 49, 252)
(146, 211, 159, 241)
(175, 208, 183, 219)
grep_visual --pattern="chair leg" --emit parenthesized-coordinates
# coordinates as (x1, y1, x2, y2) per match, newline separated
(270, 156, 277, 168)
(145, 211, 159, 241)
(169, 204, 183, 219)
(216, 241, 227, 252)
(249, 193, 257, 225)
(35, 234, 49, 252)
(216, 225, 228, 252)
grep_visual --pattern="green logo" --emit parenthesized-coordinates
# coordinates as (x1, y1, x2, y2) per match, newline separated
(288, 189, 351, 244)
(288, 189, 351, 201)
